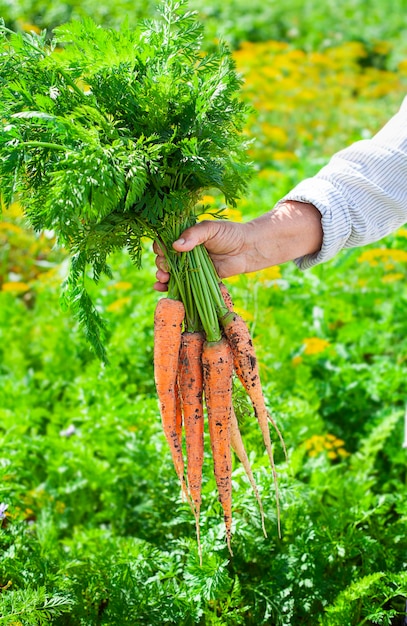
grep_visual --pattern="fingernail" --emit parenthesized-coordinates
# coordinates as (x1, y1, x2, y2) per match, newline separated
(174, 238, 185, 246)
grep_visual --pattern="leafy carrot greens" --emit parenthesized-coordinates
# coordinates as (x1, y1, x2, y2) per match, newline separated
(0, 0, 252, 359)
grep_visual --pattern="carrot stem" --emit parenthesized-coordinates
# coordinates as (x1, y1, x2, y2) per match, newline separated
(188, 247, 221, 343)
(193, 244, 230, 321)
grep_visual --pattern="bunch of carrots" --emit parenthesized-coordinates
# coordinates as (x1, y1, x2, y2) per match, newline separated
(154, 244, 286, 559)
(0, 0, 286, 561)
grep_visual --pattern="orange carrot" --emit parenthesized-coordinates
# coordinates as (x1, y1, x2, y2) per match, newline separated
(221, 307, 285, 537)
(174, 380, 185, 497)
(219, 281, 234, 310)
(220, 282, 286, 459)
(230, 406, 267, 538)
(154, 297, 189, 500)
(202, 336, 234, 555)
(221, 281, 267, 534)
(178, 330, 205, 561)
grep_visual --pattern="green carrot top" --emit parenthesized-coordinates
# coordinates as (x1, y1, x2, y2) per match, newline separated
(0, 0, 253, 359)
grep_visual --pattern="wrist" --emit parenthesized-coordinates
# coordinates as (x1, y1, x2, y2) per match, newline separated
(246, 201, 323, 269)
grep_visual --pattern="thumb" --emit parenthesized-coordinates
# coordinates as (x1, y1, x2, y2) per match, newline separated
(172, 220, 218, 252)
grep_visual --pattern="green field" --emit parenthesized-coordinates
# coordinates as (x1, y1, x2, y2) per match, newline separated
(1, 0, 407, 624)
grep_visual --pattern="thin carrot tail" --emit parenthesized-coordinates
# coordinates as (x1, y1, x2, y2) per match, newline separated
(230, 407, 267, 538)
(266, 411, 288, 464)
(220, 284, 287, 456)
(175, 381, 189, 504)
(253, 404, 281, 538)
(221, 288, 287, 456)
(221, 311, 285, 537)
(202, 337, 234, 556)
(178, 330, 205, 565)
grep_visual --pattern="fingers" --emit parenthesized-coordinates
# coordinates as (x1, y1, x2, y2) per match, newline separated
(155, 253, 169, 273)
(153, 266, 170, 291)
(153, 240, 165, 254)
(152, 221, 223, 291)
(172, 220, 219, 252)
(155, 267, 170, 283)
(153, 280, 169, 293)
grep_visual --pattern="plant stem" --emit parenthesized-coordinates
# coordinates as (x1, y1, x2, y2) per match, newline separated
(188, 246, 221, 343)
(193, 244, 234, 325)
(56, 67, 87, 98)
(0, 24, 46, 55)
(182, 259, 201, 332)
(20, 141, 67, 151)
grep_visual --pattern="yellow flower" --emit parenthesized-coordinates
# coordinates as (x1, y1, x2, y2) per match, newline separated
(304, 433, 349, 460)
(224, 275, 241, 284)
(1, 580, 12, 591)
(2, 282, 30, 294)
(309, 51, 331, 66)
(271, 150, 298, 163)
(0, 222, 24, 234)
(396, 227, 407, 238)
(382, 272, 404, 283)
(327, 41, 367, 63)
(260, 66, 282, 81)
(304, 436, 315, 451)
(108, 281, 133, 291)
(247, 266, 281, 284)
(292, 355, 303, 367)
(55, 501, 66, 514)
(233, 306, 254, 322)
(197, 212, 217, 221)
(200, 194, 216, 205)
(3, 202, 24, 217)
(107, 297, 131, 312)
(390, 250, 407, 262)
(76, 79, 92, 93)
(257, 168, 276, 180)
(398, 59, 407, 75)
(260, 123, 288, 146)
(223, 207, 243, 222)
(358, 248, 407, 265)
(18, 21, 41, 34)
(303, 337, 330, 355)
(372, 41, 392, 55)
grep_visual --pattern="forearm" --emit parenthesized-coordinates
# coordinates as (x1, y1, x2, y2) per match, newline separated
(245, 201, 323, 269)
(281, 97, 407, 269)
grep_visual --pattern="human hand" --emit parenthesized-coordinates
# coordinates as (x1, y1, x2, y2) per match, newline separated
(153, 201, 323, 291)
(153, 219, 251, 292)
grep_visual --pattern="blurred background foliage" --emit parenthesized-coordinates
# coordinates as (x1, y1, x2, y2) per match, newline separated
(1, 0, 407, 624)
(2, 0, 407, 60)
